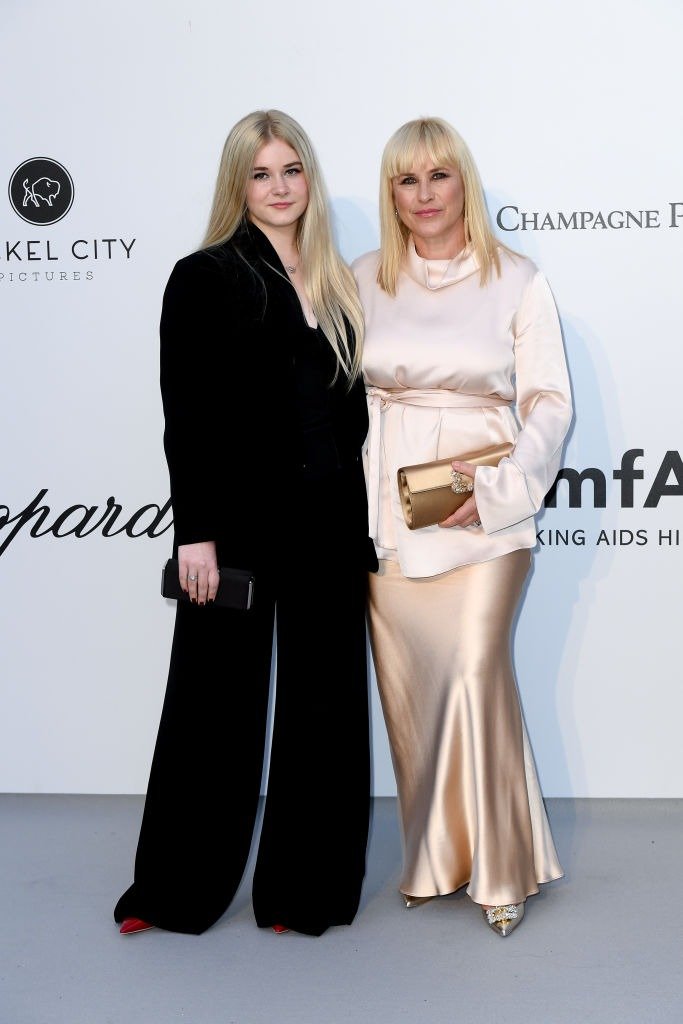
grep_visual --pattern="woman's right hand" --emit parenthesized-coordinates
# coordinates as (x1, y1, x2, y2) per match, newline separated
(177, 541, 219, 605)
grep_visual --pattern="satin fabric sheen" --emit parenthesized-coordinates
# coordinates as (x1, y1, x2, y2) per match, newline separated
(368, 552, 563, 905)
(354, 238, 570, 907)
(352, 241, 572, 578)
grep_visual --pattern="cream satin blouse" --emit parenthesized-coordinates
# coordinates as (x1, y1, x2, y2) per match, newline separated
(352, 241, 572, 578)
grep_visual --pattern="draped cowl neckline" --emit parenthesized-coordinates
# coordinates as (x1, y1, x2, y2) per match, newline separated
(405, 235, 479, 290)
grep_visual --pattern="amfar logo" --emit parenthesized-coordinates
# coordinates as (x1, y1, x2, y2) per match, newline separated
(8, 158, 74, 226)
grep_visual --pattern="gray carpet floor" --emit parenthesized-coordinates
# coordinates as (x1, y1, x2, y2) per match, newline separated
(2, 795, 681, 1024)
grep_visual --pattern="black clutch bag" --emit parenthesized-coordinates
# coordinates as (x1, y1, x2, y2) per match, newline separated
(161, 558, 255, 610)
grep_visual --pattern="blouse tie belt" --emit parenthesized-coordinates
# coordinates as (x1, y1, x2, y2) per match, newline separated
(366, 387, 512, 540)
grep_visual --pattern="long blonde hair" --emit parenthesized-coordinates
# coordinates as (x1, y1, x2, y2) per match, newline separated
(204, 109, 363, 382)
(378, 116, 509, 295)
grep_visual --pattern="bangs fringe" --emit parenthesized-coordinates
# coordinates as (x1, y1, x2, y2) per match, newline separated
(383, 121, 461, 179)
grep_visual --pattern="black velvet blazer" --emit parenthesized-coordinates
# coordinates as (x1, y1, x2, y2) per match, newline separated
(159, 222, 376, 572)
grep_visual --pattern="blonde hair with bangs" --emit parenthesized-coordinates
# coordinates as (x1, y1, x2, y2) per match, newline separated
(378, 116, 508, 295)
(203, 109, 363, 382)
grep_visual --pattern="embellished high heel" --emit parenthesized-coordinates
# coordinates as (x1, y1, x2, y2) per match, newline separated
(482, 902, 525, 937)
(119, 917, 155, 935)
(402, 893, 434, 909)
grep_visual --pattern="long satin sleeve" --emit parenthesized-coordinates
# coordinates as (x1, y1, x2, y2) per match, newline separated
(474, 270, 573, 534)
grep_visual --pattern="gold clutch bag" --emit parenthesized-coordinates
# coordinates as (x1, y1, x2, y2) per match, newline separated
(397, 442, 513, 530)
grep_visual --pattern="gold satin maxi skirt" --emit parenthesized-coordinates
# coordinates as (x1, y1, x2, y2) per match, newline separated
(368, 550, 563, 907)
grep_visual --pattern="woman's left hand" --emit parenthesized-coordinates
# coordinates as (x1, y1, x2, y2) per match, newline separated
(438, 460, 482, 529)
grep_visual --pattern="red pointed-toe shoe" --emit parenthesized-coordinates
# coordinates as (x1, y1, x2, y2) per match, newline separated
(119, 917, 155, 935)
(272, 924, 290, 934)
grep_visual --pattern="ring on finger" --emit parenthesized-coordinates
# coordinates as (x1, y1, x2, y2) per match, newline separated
(188, 574, 198, 581)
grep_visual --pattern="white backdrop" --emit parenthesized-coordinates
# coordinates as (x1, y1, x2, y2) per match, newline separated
(2, 0, 682, 797)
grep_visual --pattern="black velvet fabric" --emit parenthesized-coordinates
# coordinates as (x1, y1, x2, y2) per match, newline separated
(114, 222, 376, 936)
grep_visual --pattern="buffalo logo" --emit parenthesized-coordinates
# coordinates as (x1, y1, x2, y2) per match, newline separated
(8, 158, 74, 225)
(23, 176, 61, 208)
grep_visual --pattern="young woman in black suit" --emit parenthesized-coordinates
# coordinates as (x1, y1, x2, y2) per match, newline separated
(114, 109, 376, 938)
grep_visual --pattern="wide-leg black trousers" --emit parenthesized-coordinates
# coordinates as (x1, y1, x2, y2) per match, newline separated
(114, 514, 371, 936)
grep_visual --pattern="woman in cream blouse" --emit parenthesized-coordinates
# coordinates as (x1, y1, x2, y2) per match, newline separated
(353, 116, 572, 936)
